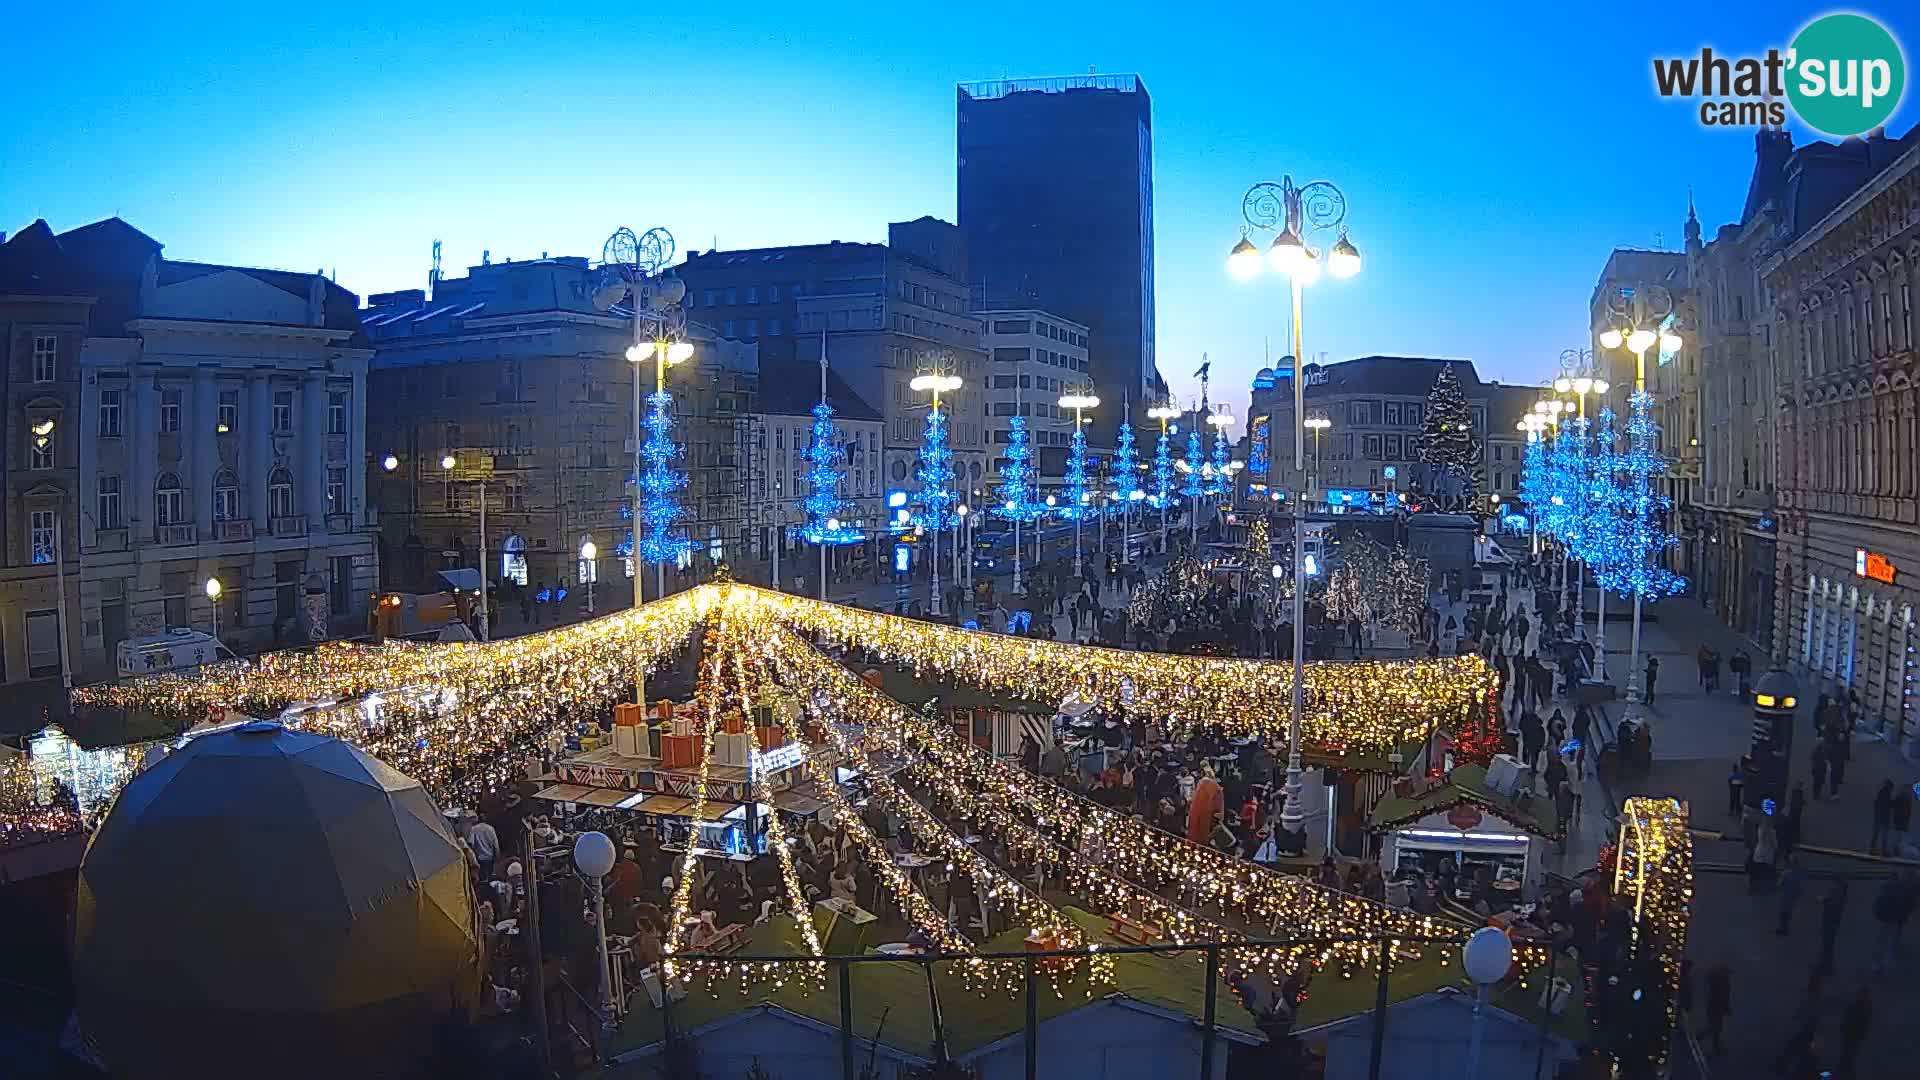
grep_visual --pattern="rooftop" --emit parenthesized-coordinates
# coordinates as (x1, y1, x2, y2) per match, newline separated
(958, 74, 1146, 100)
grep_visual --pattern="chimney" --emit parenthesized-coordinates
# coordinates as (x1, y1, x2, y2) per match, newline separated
(308, 273, 327, 326)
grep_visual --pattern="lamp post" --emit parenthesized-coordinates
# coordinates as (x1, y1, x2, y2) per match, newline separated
(1552, 352, 1610, 654)
(1461, 926, 1514, 1080)
(1231, 174, 1361, 849)
(580, 539, 597, 614)
(1304, 414, 1331, 507)
(911, 371, 963, 616)
(1598, 285, 1685, 724)
(627, 337, 695, 601)
(204, 577, 223, 641)
(1058, 389, 1100, 578)
(441, 453, 489, 642)
(1148, 404, 1179, 552)
(571, 830, 618, 1062)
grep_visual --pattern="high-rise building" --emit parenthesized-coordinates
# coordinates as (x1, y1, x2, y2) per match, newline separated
(977, 309, 1087, 483)
(958, 75, 1156, 447)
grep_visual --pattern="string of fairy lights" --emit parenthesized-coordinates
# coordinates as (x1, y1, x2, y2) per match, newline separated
(1611, 796, 1693, 1072)
(723, 584, 1493, 750)
(663, 628, 731, 986)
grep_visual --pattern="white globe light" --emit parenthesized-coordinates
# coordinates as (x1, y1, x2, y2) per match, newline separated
(381, 454, 399, 472)
(440, 454, 456, 471)
(1462, 926, 1513, 985)
(826, 517, 840, 531)
(204, 577, 222, 600)
(572, 830, 616, 879)
(1598, 328, 1624, 350)
(1627, 329, 1657, 354)
(1659, 331, 1683, 353)
(1228, 236, 1262, 280)
(625, 343, 656, 364)
(667, 341, 696, 364)
(580, 540, 597, 560)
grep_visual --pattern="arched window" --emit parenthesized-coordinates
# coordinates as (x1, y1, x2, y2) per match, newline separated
(155, 472, 184, 526)
(268, 467, 295, 519)
(213, 468, 241, 521)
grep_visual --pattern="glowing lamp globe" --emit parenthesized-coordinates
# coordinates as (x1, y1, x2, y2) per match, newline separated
(1627, 329, 1657, 355)
(572, 830, 617, 879)
(1462, 926, 1514, 985)
(1228, 236, 1262, 279)
(1267, 227, 1307, 274)
(1328, 233, 1361, 278)
(1598, 328, 1624, 350)
(72, 722, 479, 1079)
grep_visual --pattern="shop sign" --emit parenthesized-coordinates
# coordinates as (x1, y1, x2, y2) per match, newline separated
(1855, 549, 1897, 585)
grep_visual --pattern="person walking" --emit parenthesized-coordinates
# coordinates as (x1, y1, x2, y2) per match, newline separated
(1731, 650, 1751, 697)
(1703, 963, 1732, 1056)
(1810, 739, 1830, 801)
(1776, 853, 1807, 935)
(1839, 985, 1873, 1077)
(1826, 728, 1850, 800)
(1892, 785, 1914, 857)
(1873, 780, 1896, 855)
(1817, 879, 1848, 975)
(1871, 870, 1918, 975)
(1727, 758, 1746, 817)
(1644, 654, 1660, 705)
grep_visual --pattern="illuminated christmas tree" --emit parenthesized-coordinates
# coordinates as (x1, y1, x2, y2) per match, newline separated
(1059, 419, 1095, 521)
(1111, 419, 1142, 510)
(1598, 391, 1686, 600)
(913, 400, 957, 532)
(638, 391, 692, 565)
(1180, 430, 1207, 500)
(1206, 425, 1232, 498)
(1247, 417, 1270, 497)
(798, 402, 862, 545)
(1417, 366, 1483, 509)
(995, 414, 1043, 524)
(1150, 428, 1175, 509)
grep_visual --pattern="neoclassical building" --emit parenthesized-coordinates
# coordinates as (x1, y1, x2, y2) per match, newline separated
(1767, 131, 1920, 751)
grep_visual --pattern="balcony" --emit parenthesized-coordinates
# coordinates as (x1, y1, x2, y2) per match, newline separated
(325, 513, 352, 534)
(269, 515, 309, 538)
(158, 524, 196, 547)
(216, 520, 254, 543)
(90, 527, 128, 553)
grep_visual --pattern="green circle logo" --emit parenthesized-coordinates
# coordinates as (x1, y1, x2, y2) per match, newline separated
(1787, 13, 1905, 137)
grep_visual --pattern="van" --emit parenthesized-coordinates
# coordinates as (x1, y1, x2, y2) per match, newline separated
(116, 630, 239, 678)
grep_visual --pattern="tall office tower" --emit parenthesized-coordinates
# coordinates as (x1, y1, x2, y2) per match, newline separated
(958, 75, 1156, 448)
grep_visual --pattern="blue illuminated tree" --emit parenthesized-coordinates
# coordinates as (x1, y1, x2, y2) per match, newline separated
(1518, 432, 1548, 535)
(798, 402, 863, 545)
(996, 414, 1043, 524)
(1112, 420, 1142, 508)
(1247, 417, 1270, 495)
(1150, 429, 1176, 509)
(913, 401, 957, 532)
(1180, 430, 1207, 500)
(1059, 420, 1096, 521)
(1574, 408, 1622, 576)
(638, 391, 692, 565)
(1206, 425, 1232, 498)
(1598, 391, 1685, 600)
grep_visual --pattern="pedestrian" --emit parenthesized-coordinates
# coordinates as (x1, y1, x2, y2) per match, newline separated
(1571, 705, 1591, 756)
(1553, 780, 1574, 851)
(1703, 963, 1732, 1055)
(1826, 729, 1850, 799)
(1776, 853, 1806, 935)
(1873, 779, 1896, 855)
(1870, 870, 1918, 975)
(1697, 645, 1713, 689)
(1840, 984, 1873, 1077)
(1565, 757, 1584, 824)
(1644, 655, 1660, 704)
(1892, 785, 1913, 857)
(1810, 739, 1830, 801)
(1774, 969, 1824, 1075)
(1731, 650, 1751, 697)
(1727, 757, 1746, 817)
(1817, 879, 1848, 974)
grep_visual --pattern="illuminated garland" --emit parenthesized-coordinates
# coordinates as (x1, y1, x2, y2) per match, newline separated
(1610, 796, 1693, 1073)
(1059, 421, 1095, 522)
(995, 414, 1043, 525)
(664, 623, 731, 987)
(725, 584, 1493, 750)
(639, 390, 693, 565)
(1180, 431, 1206, 500)
(1247, 418, 1270, 494)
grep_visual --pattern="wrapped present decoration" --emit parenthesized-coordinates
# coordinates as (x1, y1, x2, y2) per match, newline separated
(755, 725, 786, 750)
(660, 734, 701, 770)
(614, 702, 644, 728)
(721, 712, 746, 736)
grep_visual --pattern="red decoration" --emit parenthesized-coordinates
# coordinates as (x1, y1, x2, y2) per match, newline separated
(1447, 804, 1484, 831)
(1451, 694, 1506, 767)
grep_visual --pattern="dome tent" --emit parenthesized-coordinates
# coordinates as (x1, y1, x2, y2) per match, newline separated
(73, 721, 480, 1079)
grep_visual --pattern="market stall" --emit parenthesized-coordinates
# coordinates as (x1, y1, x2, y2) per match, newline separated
(1369, 763, 1559, 905)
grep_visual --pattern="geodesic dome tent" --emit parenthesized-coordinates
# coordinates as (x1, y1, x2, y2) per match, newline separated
(72, 720, 480, 1079)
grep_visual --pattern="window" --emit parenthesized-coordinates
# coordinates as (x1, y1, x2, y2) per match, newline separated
(1383, 434, 1402, 460)
(98, 389, 122, 437)
(156, 473, 184, 526)
(159, 388, 181, 433)
(768, 285, 781, 303)
(213, 469, 240, 521)
(724, 320, 736, 336)
(327, 467, 347, 513)
(992, 347, 1029, 363)
(746, 287, 759, 304)
(445, 422, 462, 448)
(31, 335, 56, 382)
(217, 389, 239, 433)
(745, 319, 759, 337)
(29, 420, 53, 470)
(272, 390, 293, 432)
(1362, 434, 1383, 459)
(768, 318, 782, 336)
(725, 288, 738, 304)
(29, 510, 55, 565)
(328, 390, 347, 434)
(1495, 470, 1506, 490)
(702, 290, 717, 306)
(268, 467, 295, 519)
(992, 319, 1031, 334)
(97, 476, 122, 529)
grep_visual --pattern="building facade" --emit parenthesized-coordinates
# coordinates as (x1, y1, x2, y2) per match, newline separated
(750, 358, 885, 587)
(958, 75, 1158, 447)
(1766, 132, 1920, 750)
(1254, 356, 1519, 513)
(978, 309, 1087, 482)
(676, 221, 989, 508)
(0, 223, 89, 706)
(362, 255, 759, 599)
(2, 218, 382, 679)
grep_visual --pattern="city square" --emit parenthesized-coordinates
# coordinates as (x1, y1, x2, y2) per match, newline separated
(2, 6, 1918, 1080)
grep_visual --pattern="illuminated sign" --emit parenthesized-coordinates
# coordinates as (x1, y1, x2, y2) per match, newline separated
(1856, 549, 1897, 585)
(751, 743, 805, 775)
(893, 544, 911, 574)
(886, 490, 909, 509)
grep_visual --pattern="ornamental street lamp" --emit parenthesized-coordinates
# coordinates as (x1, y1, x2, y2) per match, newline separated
(441, 454, 490, 642)
(1304, 414, 1332, 505)
(1553, 349, 1611, 657)
(580, 539, 598, 613)
(205, 577, 223, 641)
(1231, 174, 1361, 850)
(572, 830, 618, 1060)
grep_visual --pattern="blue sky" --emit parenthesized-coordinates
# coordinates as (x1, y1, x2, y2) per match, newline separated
(5, 2, 1915, 413)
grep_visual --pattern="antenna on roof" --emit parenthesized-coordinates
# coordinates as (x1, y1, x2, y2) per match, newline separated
(429, 240, 442, 300)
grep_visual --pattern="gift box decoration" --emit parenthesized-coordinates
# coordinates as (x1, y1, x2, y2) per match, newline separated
(755, 725, 787, 750)
(660, 734, 701, 770)
(722, 712, 746, 736)
(613, 723, 643, 758)
(614, 702, 644, 728)
(645, 723, 664, 758)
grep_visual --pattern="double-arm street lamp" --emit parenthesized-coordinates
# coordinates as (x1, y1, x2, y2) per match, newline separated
(1148, 403, 1180, 552)
(911, 371, 964, 616)
(1230, 175, 1362, 850)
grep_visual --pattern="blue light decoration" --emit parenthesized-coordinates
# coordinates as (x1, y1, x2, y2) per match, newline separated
(1058, 418, 1096, 521)
(638, 390, 693, 565)
(913, 399, 958, 532)
(1206, 425, 1231, 498)
(1575, 407, 1623, 578)
(798, 402, 864, 545)
(1180, 430, 1207, 500)
(1598, 389, 1687, 600)
(995, 414, 1043, 525)
(1112, 419, 1142, 508)
(1247, 417, 1270, 494)
(1150, 428, 1176, 509)
(1518, 434, 1547, 536)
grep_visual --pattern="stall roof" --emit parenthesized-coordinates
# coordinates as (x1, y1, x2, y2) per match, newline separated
(1367, 764, 1559, 838)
